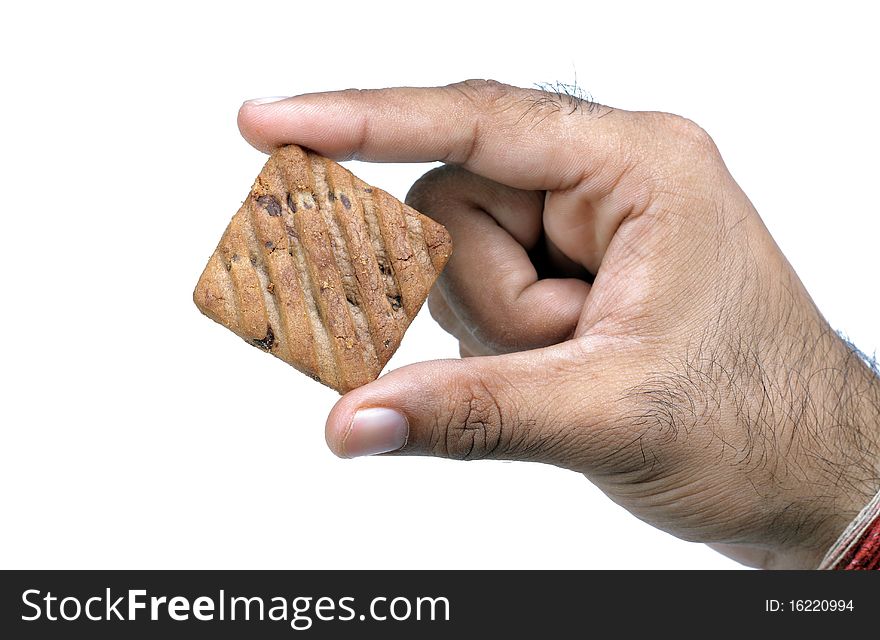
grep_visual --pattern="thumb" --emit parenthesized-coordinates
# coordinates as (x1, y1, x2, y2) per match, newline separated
(325, 341, 619, 466)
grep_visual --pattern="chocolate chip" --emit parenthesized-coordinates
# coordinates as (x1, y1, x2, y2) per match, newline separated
(363, 188, 373, 193)
(340, 194, 351, 210)
(286, 193, 297, 213)
(389, 295, 402, 311)
(252, 325, 275, 351)
(265, 240, 274, 249)
(328, 191, 336, 202)
(250, 253, 257, 266)
(230, 253, 240, 263)
(257, 194, 281, 217)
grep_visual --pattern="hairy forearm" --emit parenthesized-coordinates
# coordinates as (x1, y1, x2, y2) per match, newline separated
(716, 309, 880, 567)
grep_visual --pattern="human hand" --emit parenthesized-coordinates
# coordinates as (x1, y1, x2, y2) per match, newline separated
(238, 81, 880, 568)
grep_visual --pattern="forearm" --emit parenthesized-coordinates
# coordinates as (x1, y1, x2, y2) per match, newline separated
(719, 319, 880, 569)
(710, 244, 880, 567)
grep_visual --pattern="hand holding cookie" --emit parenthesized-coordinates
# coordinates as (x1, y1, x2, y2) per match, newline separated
(236, 81, 880, 569)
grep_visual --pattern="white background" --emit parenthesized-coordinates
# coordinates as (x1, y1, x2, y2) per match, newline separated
(1, 1, 877, 569)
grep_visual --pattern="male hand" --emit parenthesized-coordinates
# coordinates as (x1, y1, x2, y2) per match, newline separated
(238, 81, 880, 568)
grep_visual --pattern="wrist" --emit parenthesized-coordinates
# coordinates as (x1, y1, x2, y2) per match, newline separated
(819, 486, 880, 569)
(710, 316, 880, 569)
(816, 336, 880, 553)
(777, 331, 880, 567)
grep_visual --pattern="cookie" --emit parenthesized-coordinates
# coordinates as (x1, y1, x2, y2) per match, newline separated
(193, 145, 452, 393)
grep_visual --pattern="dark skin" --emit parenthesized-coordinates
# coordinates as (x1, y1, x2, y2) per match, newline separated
(238, 80, 880, 568)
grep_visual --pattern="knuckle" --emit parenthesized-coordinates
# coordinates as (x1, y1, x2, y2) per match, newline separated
(338, 87, 366, 99)
(431, 376, 511, 461)
(658, 113, 718, 154)
(447, 78, 513, 110)
(470, 326, 522, 355)
(426, 291, 444, 322)
(426, 292, 460, 338)
(631, 112, 724, 195)
(443, 80, 520, 166)
(404, 165, 463, 210)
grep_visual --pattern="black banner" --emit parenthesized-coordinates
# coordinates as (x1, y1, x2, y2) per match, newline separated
(0, 570, 875, 637)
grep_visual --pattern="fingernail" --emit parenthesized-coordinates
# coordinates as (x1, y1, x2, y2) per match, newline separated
(243, 96, 290, 106)
(343, 408, 409, 458)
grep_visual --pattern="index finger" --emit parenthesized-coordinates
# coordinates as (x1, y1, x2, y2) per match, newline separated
(237, 80, 627, 191)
